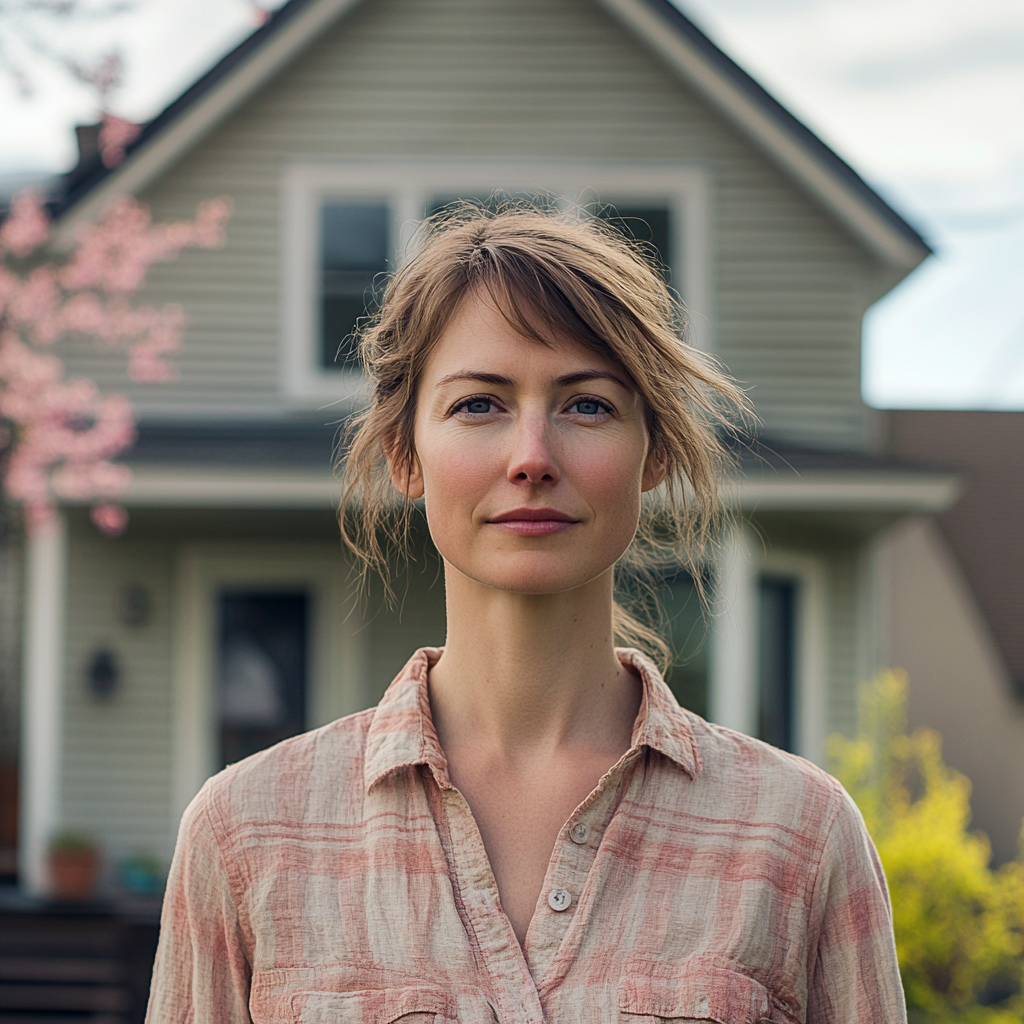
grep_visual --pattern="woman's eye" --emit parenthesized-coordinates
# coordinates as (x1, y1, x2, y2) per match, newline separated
(455, 397, 495, 415)
(570, 398, 610, 416)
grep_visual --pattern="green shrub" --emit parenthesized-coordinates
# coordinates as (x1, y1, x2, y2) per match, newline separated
(49, 831, 97, 853)
(828, 672, 1024, 1023)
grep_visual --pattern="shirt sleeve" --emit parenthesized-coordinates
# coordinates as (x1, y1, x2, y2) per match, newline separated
(806, 786, 907, 1024)
(145, 782, 254, 1024)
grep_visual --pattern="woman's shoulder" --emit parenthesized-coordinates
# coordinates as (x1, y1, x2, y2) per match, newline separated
(665, 707, 855, 844)
(183, 706, 380, 837)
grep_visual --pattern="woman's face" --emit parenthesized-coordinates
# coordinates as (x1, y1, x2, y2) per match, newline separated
(396, 288, 665, 596)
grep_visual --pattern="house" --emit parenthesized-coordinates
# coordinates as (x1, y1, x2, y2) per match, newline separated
(876, 411, 1024, 864)
(11, 0, 964, 897)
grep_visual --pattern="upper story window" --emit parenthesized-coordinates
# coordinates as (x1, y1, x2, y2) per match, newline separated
(320, 201, 390, 371)
(282, 163, 709, 403)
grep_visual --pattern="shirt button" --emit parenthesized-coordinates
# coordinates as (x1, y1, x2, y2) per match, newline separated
(569, 821, 589, 844)
(548, 887, 572, 912)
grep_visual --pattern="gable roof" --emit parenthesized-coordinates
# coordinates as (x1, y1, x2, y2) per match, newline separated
(54, 0, 929, 268)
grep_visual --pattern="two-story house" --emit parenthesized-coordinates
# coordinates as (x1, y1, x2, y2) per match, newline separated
(15, 0, 963, 894)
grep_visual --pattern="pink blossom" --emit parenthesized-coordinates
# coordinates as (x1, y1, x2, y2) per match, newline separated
(99, 114, 142, 169)
(0, 189, 231, 533)
(248, 1, 271, 25)
(0, 190, 50, 258)
(90, 504, 129, 536)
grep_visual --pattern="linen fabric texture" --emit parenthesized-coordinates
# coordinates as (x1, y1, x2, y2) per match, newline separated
(146, 648, 906, 1024)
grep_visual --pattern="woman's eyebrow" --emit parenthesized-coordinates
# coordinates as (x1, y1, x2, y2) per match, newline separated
(554, 370, 629, 389)
(434, 370, 628, 389)
(435, 371, 513, 388)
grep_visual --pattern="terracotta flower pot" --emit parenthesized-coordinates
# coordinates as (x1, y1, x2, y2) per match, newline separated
(49, 848, 100, 900)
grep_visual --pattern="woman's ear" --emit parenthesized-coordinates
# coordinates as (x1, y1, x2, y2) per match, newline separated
(641, 451, 668, 493)
(388, 452, 425, 499)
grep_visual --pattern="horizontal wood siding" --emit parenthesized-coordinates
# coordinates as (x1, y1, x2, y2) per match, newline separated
(60, 518, 176, 867)
(59, 0, 878, 450)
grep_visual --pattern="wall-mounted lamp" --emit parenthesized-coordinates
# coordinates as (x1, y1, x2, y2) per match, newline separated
(85, 648, 119, 699)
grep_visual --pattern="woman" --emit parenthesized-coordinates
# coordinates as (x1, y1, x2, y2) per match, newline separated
(147, 208, 905, 1023)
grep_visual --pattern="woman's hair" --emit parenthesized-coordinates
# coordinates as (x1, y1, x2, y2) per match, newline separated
(338, 202, 748, 668)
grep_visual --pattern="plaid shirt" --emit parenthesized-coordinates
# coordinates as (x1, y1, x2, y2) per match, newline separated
(147, 648, 905, 1024)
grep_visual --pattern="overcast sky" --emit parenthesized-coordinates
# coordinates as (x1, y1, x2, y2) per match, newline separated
(1, 0, 1022, 408)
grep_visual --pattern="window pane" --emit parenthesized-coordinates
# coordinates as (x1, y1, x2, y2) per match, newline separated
(594, 204, 672, 281)
(660, 570, 708, 718)
(218, 592, 307, 767)
(758, 577, 797, 752)
(321, 201, 389, 370)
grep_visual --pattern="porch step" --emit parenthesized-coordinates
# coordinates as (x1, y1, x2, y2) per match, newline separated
(0, 898, 159, 1024)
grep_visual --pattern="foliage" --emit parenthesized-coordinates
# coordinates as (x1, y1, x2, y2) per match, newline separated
(0, 189, 230, 534)
(49, 830, 96, 852)
(829, 672, 1024, 1023)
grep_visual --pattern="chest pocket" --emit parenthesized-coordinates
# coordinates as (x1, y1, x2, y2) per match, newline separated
(289, 985, 455, 1023)
(619, 961, 776, 1023)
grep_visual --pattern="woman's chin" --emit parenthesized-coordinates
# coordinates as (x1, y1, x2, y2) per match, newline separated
(444, 555, 611, 597)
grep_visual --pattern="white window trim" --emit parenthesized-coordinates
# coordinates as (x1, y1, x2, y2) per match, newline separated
(709, 532, 829, 765)
(281, 159, 712, 405)
(170, 544, 368, 839)
(759, 551, 829, 766)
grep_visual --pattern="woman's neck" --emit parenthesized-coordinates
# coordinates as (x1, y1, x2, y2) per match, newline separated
(429, 563, 640, 762)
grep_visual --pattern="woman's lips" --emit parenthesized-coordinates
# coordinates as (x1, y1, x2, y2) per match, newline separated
(487, 508, 580, 537)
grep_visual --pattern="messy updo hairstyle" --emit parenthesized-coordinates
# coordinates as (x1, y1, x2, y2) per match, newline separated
(339, 202, 748, 668)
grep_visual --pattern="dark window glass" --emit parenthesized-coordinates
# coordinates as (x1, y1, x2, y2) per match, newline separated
(218, 592, 307, 767)
(594, 204, 672, 282)
(758, 577, 797, 752)
(659, 570, 708, 718)
(321, 202, 389, 371)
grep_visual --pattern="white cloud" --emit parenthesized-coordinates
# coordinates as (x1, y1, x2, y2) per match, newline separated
(678, 0, 1024, 408)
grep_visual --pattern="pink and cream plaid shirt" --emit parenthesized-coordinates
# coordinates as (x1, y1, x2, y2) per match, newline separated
(147, 648, 905, 1023)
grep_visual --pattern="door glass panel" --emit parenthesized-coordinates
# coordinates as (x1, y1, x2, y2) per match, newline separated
(758, 577, 797, 752)
(321, 201, 389, 371)
(218, 592, 307, 767)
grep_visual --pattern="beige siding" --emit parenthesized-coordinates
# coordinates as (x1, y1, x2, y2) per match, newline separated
(62, 0, 878, 451)
(61, 518, 176, 869)
(57, 513, 450, 867)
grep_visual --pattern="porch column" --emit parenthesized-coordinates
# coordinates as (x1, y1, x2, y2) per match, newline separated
(19, 515, 67, 895)
(709, 524, 758, 735)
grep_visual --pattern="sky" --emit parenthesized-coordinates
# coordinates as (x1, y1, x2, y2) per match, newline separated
(1, 0, 1023, 409)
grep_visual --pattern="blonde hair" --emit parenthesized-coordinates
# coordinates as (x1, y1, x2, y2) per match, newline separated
(338, 203, 748, 668)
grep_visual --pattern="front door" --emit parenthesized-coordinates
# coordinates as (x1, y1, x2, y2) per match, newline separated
(218, 591, 308, 768)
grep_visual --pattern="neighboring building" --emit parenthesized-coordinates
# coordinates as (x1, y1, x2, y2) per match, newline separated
(13, 0, 963, 894)
(877, 411, 1024, 865)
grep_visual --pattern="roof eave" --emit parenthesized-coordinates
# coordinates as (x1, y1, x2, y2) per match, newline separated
(51, 0, 930, 272)
(52, 0, 360, 238)
(594, 0, 931, 269)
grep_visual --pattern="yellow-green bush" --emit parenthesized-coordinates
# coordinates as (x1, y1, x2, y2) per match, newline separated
(828, 672, 1024, 1023)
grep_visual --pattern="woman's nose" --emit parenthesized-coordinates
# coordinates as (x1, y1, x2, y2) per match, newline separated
(506, 416, 561, 485)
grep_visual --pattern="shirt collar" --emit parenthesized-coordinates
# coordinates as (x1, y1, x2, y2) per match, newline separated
(364, 646, 702, 793)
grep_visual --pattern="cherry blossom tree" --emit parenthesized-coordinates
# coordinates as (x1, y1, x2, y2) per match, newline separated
(0, 188, 231, 535)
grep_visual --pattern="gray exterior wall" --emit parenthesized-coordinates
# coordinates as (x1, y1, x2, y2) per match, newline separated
(62, 0, 883, 451)
(61, 518, 175, 868)
(57, 510, 447, 866)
